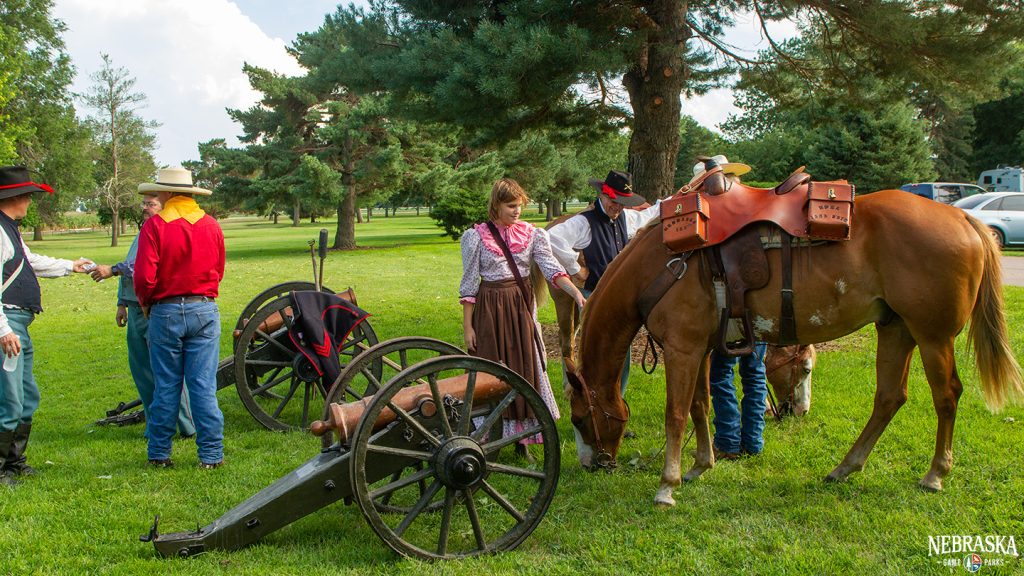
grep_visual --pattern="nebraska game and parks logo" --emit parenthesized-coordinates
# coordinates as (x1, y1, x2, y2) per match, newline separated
(928, 534, 1019, 571)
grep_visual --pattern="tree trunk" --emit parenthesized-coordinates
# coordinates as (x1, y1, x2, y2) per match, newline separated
(273, 212, 279, 224)
(32, 226, 43, 241)
(622, 0, 688, 202)
(416, 206, 420, 216)
(334, 160, 357, 250)
(292, 197, 301, 227)
(366, 206, 373, 222)
(110, 208, 120, 247)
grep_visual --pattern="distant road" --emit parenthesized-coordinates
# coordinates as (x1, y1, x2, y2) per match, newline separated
(1002, 256, 1024, 287)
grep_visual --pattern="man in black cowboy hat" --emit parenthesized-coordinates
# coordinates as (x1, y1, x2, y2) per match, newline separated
(548, 170, 662, 395)
(0, 166, 93, 486)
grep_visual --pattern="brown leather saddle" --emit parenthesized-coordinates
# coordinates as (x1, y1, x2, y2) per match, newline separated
(641, 164, 855, 356)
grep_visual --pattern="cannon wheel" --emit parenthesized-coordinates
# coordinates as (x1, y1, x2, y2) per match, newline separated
(234, 295, 378, 431)
(320, 337, 464, 451)
(350, 355, 559, 560)
(233, 281, 333, 333)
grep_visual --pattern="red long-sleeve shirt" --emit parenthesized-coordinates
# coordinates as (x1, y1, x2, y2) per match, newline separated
(134, 197, 225, 307)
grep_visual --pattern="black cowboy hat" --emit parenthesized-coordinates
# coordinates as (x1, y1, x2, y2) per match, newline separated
(0, 166, 54, 201)
(588, 170, 645, 207)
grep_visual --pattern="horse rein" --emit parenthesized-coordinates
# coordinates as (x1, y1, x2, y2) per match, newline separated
(573, 370, 628, 471)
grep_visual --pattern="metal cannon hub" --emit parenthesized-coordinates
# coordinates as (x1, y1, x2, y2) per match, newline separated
(291, 354, 320, 383)
(435, 437, 486, 489)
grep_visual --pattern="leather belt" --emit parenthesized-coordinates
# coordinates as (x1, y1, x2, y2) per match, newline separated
(153, 295, 215, 306)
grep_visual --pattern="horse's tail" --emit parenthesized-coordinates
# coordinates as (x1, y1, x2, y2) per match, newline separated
(966, 215, 1024, 411)
(529, 263, 548, 309)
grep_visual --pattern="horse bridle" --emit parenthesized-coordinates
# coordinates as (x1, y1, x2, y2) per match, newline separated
(572, 370, 629, 471)
(764, 345, 807, 419)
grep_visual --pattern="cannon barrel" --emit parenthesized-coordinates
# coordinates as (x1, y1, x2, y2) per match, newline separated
(310, 371, 509, 443)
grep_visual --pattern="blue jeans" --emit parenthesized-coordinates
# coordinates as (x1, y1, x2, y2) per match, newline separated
(709, 342, 768, 455)
(0, 309, 37, 431)
(147, 301, 223, 464)
(581, 288, 629, 395)
(126, 304, 195, 437)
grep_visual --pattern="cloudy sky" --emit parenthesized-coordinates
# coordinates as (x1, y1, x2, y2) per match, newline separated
(53, 1, 795, 166)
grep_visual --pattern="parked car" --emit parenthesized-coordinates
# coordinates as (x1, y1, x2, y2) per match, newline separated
(900, 182, 986, 204)
(953, 192, 1024, 248)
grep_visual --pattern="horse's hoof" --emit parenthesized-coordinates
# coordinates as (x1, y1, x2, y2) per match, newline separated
(654, 488, 676, 507)
(918, 477, 943, 492)
(682, 467, 709, 482)
(823, 473, 843, 483)
(654, 496, 676, 508)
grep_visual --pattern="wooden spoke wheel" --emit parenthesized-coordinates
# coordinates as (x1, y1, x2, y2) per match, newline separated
(233, 281, 333, 333)
(350, 356, 559, 560)
(233, 295, 378, 431)
(320, 337, 464, 450)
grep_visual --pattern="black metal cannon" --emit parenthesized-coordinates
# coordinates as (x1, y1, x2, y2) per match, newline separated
(142, 337, 560, 560)
(98, 231, 379, 431)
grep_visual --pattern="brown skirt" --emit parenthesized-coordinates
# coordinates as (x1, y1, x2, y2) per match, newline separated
(472, 279, 542, 421)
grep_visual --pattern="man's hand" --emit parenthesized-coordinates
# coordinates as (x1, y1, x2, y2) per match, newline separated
(0, 332, 21, 358)
(91, 265, 114, 282)
(116, 305, 128, 328)
(72, 258, 95, 273)
(572, 268, 588, 287)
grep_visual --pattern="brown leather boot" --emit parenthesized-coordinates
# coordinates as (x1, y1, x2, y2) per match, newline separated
(0, 430, 19, 486)
(5, 423, 36, 476)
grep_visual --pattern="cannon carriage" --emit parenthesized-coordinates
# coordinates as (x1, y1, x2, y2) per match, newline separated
(143, 338, 561, 560)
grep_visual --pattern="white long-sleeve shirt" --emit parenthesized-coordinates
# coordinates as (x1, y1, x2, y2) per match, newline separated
(547, 200, 662, 276)
(0, 226, 73, 337)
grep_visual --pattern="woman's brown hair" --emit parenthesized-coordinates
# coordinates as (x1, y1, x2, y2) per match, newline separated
(488, 178, 529, 221)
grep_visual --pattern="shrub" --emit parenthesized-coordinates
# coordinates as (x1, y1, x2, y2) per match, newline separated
(430, 187, 488, 241)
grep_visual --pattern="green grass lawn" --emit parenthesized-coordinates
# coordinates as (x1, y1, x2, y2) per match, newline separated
(1, 213, 1022, 575)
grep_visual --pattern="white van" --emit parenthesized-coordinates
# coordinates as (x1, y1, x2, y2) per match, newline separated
(978, 166, 1023, 192)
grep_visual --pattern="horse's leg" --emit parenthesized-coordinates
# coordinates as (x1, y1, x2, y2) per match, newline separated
(655, 350, 700, 507)
(553, 289, 576, 362)
(826, 319, 915, 483)
(683, 352, 714, 482)
(917, 340, 963, 491)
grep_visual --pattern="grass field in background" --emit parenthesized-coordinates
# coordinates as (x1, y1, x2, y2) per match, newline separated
(0, 212, 1021, 575)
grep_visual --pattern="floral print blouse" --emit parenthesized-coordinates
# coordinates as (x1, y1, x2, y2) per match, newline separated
(459, 220, 569, 304)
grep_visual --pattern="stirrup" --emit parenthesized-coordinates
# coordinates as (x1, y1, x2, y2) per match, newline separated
(715, 310, 756, 357)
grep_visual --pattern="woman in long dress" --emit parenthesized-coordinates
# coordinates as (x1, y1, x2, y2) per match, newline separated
(459, 178, 586, 459)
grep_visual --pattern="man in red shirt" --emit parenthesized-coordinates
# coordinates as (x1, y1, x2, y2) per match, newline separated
(134, 167, 225, 469)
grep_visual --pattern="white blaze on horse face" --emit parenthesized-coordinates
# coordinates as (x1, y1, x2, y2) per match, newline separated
(792, 358, 814, 415)
(835, 278, 848, 295)
(573, 427, 595, 468)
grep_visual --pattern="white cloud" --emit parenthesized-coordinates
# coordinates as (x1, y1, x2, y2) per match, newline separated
(54, 0, 307, 165)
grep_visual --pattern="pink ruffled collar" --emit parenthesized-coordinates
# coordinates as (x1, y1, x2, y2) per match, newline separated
(475, 220, 534, 256)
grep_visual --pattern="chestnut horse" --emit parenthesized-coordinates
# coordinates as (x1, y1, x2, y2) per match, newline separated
(563, 190, 1023, 506)
(534, 215, 819, 405)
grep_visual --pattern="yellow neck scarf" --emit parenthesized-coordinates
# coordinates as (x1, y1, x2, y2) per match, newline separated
(158, 195, 206, 224)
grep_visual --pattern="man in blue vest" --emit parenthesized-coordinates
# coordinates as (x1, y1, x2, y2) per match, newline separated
(548, 170, 661, 395)
(0, 166, 92, 486)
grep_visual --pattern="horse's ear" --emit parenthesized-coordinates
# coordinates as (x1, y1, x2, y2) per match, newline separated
(563, 359, 583, 391)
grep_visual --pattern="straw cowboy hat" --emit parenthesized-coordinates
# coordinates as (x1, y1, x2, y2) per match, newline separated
(588, 170, 646, 207)
(692, 154, 751, 179)
(0, 166, 55, 201)
(138, 167, 211, 196)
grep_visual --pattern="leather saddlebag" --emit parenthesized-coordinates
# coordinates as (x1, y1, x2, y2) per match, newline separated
(661, 193, 710, 253)
(806, 181, 854, 240)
